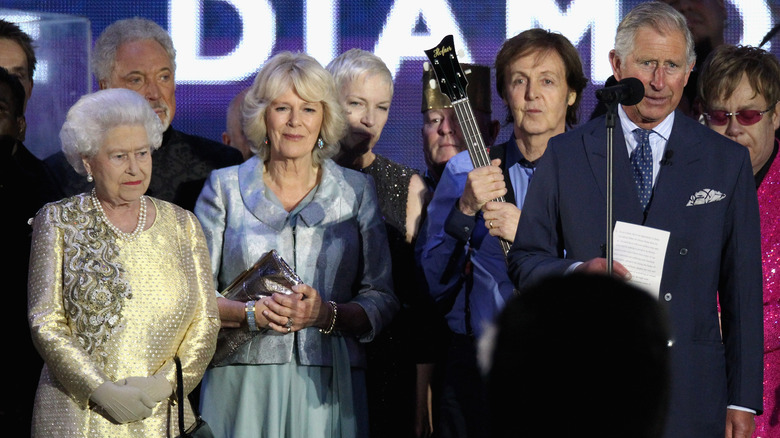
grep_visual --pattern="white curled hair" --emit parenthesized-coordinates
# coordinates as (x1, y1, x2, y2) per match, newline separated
(60, 88, 164, 175)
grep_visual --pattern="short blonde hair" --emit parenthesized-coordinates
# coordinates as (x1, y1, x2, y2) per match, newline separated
(244, 52, 345, 165)
(326, 48, 394, 96)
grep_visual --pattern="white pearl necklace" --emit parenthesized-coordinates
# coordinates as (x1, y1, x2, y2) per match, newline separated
(91, 189, 147, 242)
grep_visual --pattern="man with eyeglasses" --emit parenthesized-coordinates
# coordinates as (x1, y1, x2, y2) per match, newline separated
(698, 43, 780, 438)
(508, 3, 763, 438)
(699, 45, 780, 182)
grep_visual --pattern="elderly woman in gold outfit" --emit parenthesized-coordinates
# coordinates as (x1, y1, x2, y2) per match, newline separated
(195, 51, 397, 438)
(27, 88, 219, 437)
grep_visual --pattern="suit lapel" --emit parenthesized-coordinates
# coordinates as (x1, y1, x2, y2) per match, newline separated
(238, 157, 289, 231)
(583, 120, 645, 224)
(238, 157, 336, 230)
(645, 113, 703, 225)
(297, 160, 339, 228)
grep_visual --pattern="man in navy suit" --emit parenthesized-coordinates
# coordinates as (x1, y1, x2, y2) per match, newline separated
(507, 2, 763, 438)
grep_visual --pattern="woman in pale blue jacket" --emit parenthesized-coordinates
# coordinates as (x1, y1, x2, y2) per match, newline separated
(194, 51, 398, 438)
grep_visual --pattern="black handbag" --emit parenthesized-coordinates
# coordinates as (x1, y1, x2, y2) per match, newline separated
(175, 356, 214, 438)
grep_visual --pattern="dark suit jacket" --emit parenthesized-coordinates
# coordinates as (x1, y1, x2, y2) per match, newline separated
(508, 111, 764, 438)
(1, 137, 63, 435)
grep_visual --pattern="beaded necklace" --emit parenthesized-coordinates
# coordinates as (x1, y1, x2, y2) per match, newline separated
(90, 188, 147, 241)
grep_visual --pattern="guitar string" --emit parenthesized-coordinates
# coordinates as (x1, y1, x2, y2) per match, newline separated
(430, 52, 510, 254)
(453, 98, 511, 255)
(453, 99, 505, 205)
(453, 99, 488, 168)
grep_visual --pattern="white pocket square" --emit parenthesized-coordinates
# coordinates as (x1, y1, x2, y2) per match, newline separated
(686, 189, 726, 206)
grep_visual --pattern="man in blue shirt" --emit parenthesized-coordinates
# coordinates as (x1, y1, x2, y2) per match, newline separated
(418, 28, 587, 438)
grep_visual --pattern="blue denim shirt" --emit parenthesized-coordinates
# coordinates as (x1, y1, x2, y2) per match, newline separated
(418, 139, 533, 338)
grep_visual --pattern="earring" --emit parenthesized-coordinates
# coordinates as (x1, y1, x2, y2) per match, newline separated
(87, 173, 93, 183)
(317, 137, 324, 149)
(264, 137, 269, 146)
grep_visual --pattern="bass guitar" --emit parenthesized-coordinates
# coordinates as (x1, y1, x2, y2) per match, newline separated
(424, 34, 512, 256)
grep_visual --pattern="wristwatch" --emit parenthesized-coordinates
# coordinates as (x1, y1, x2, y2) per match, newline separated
(245, 300, 259, 332)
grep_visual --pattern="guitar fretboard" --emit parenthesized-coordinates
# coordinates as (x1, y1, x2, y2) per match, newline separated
(452, 98, 511, 256)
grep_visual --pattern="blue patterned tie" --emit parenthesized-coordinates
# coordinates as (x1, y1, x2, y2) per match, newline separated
(631, 128, 654, 211)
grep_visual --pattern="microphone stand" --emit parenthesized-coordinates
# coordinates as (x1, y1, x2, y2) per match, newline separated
(597, 76, 643, 277)
(604, 101, 619, 276)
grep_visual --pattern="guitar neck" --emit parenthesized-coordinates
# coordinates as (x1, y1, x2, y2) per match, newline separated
(453, 99, 492, 170)
(452, 99, 511, 256)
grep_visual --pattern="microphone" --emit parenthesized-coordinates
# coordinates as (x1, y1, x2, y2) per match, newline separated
(596, 77, 644, 106)
(660, 150, 674, 166)
(759, 22, 780, 48)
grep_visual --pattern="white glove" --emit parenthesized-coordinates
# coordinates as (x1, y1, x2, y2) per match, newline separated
(122, 375, 172, 403)
(90, 381, 155, 424)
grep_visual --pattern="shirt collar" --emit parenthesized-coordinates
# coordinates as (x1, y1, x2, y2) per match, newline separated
(618, 105, 674, 146)
(503, 131, 537, 169)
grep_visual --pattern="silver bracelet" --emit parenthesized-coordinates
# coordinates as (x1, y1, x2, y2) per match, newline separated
(245, 300, 259, 332)
(319, 301, 338, 335)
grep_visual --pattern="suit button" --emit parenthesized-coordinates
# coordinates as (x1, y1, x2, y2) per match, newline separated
(679, 248, 688, 255)
(664, 293, 672, 301)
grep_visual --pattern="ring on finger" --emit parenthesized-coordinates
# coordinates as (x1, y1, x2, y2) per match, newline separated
(285, 317, 294, 328)
(287, 326, 292, 333)
(489, 220, 494, 229)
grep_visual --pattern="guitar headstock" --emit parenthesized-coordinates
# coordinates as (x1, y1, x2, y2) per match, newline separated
(424, 34, 468, 104)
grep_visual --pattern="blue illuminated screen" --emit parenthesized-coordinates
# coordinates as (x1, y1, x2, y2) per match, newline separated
(3, 0, 779, 171)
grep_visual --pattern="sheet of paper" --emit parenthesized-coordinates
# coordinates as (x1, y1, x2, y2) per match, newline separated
(612, 221, 670, 299)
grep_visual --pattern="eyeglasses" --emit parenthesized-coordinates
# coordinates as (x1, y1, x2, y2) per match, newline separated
(703, 105, 775, 126)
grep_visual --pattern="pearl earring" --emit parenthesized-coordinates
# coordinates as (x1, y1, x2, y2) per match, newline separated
(87, 173, 94, 183)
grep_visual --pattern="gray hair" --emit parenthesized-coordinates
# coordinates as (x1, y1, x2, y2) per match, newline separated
(244, 51, 345, 165)
(60, 88, 164, 175)
(92, 18, 176, 84)
(326, 48, 394, 96)
(614, 1, 696, 68)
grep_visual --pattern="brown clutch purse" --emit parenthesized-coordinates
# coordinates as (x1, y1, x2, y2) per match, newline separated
(211, 250, 303, 366)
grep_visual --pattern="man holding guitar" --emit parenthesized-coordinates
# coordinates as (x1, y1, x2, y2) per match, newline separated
(418, 29, 587, 438)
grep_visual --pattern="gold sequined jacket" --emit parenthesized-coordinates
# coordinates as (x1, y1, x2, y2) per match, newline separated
(28, 194, 220, 437)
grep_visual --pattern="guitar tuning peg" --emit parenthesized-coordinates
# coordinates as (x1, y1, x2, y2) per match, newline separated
(464, 68, 472, 75)
(429, 79, 438, 90)
(423, 61, 430, 71)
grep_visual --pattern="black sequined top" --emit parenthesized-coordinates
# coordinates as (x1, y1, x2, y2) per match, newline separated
(360, 153, 415, 243)
(360, 153, 449, 437)
(360, 153, 443, 357)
